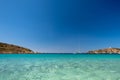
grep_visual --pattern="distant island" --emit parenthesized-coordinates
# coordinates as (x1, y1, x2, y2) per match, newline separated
(1, 42, 120, 54)
(88, 48, 120, 54)
(0, 42, 34, 53)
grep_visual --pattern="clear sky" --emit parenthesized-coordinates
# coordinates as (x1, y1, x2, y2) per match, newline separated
(0, 0, 120, 53)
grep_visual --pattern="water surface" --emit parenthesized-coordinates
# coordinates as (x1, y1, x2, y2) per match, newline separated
(0, 54, 120, 80)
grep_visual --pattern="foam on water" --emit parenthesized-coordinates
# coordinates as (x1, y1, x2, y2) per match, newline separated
(0, 54, 120, 80)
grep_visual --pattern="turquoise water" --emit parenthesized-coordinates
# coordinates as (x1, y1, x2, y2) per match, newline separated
(0, 54, 120, 80)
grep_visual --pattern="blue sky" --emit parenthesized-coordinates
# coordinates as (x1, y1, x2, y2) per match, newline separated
(0, 0, 120, 53)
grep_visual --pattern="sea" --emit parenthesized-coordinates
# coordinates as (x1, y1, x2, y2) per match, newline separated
(0, 54, 120, 80)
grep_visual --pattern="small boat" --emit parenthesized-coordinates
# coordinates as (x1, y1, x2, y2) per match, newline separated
(73, 50, 80, 54)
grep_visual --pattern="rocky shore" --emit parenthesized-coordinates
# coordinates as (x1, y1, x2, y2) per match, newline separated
(0, 42, 34, 53)
(88, 48, 120, 54)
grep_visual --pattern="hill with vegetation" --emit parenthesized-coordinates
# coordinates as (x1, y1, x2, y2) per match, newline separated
(88, 48, 120, 54)
(0, 42, 34, 53)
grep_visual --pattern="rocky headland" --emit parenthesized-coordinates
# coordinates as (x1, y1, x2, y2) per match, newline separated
(0, 42, 34, 53)
(88, 48, 120, 54)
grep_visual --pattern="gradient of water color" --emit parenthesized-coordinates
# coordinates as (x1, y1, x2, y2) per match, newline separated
(0, 54, 120, 80)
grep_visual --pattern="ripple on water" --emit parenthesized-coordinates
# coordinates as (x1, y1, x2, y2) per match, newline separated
(0, 55, 119, 80)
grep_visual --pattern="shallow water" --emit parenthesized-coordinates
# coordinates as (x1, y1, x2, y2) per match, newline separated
(0, 54, 120, 80)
